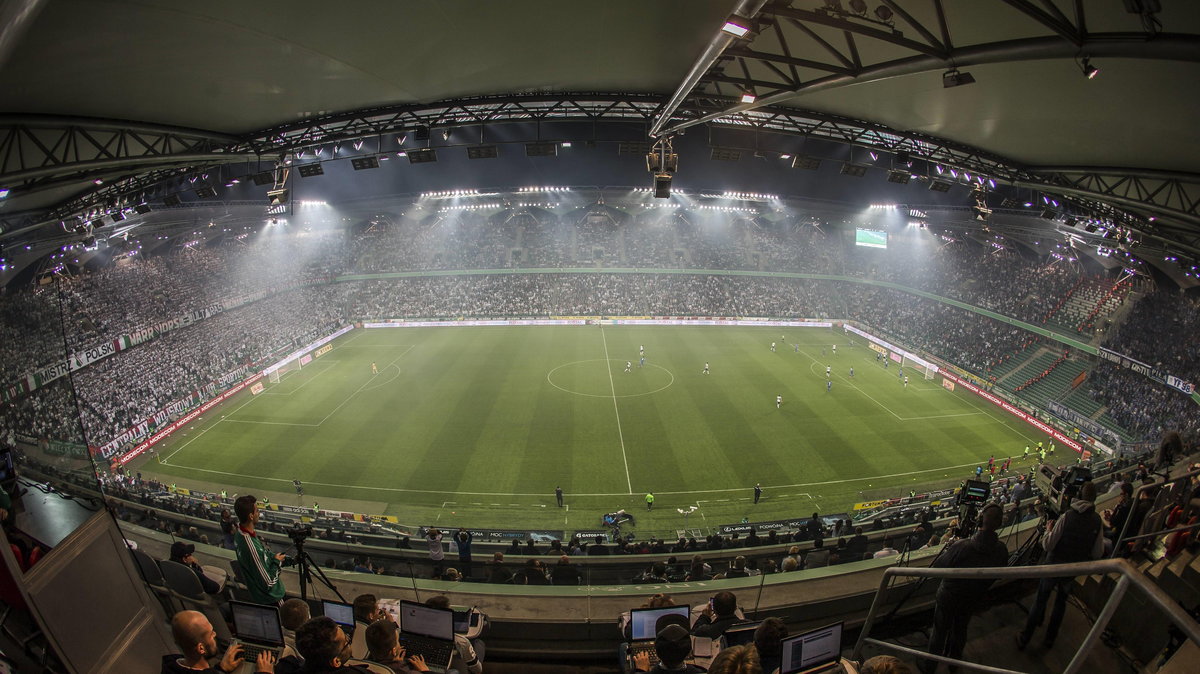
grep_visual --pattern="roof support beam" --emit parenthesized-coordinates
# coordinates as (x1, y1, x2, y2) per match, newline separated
(646, 0, 770, 138)
(654, 34, 1200, 138)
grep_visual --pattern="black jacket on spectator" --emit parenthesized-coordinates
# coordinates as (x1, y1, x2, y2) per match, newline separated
(690, 613, 743, 639)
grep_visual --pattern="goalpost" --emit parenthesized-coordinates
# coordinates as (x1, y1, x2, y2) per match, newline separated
(901, 354, 937, 380)
(268, 357, 301, 384)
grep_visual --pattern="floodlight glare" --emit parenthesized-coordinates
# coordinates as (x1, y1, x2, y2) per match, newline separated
(740, 92, 756, 104)
(721, 17, 750, 37)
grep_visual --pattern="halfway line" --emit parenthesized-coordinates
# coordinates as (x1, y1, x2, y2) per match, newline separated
(600, 328, 634, 494)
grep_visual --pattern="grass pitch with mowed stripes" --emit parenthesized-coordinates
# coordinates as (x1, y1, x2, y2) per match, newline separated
(148, 326, 1040, 535)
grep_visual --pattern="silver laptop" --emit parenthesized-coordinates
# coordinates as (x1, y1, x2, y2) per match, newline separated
(322, 600, 355, 629)
(780, 622, 843, 674)
(230, 600, 285, 662)
(627, 605, 691, 667)
(396, 600, 456, 673)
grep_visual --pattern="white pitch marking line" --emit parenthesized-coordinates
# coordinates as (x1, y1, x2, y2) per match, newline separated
(220, 419, 320, 427)
(160, 459, 989, 498)
(316, 345, 413, 426)
(600, 328, 634, 495)
(161, 384, 269, 463)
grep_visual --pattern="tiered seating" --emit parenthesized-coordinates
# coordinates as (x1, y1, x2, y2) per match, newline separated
(1061, 386, 1104, 418)
(1044, 277, 1127, 339)
(998, 350, 1058, 392)
(986, 344, 1038, 381)
(1018, 358, 1089, 410)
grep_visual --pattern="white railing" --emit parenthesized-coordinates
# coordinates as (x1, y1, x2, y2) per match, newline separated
(852, 558, 1200, 674)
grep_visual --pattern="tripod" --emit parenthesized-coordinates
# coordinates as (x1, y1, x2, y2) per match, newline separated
(291, 535, 344, 602)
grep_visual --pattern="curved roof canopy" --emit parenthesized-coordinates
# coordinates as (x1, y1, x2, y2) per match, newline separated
(1, 0, 1198, 255)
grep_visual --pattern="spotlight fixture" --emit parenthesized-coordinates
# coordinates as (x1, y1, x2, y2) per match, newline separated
(874, 5, 894, 21)
(110, 212, 125, 224)
(414, 126, 431, 141)
(894, 151, 911, 167)
(351, 156, 380, 170)
(928, 180, 953, 192)
(1080, 56, 1100, 79)
(252, 171, 274, 186)
(267, 188, 289, 206)
(792, 155, 821, 170)
(740, 91, 756, 104)
(1000, 198, 1021, 208)
(653, 174, 673, 199)
(297, 163, 324, 177)
(839, 162, 868, 178)
(848, 0, 867, 14)
(525, 142, 559, 157)
(134, 203, 152, 215)
(194, 186, 217, 199)
(467, 145, 498, 159)
(407, 148, 438, 164)
(1040, 208, 1058, 220)
(886, 170, 911, 184)
(721, 16, 751, 37)
(647, 137, 678, 199)
(942, 69, 976, 88)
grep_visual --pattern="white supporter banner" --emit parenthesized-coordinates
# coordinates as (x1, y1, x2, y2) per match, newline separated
(262, 325, 353, 375)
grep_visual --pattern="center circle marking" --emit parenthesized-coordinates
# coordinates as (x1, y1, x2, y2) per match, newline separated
(547, 359, 676, 398)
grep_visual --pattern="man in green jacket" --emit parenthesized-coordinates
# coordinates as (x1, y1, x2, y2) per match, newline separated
(233, 495, 286, 604)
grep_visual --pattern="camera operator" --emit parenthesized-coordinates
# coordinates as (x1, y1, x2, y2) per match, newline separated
(1017, 480, 1104, 650)
(234, 494, 286, 605)
(921, 503, 1008, 673)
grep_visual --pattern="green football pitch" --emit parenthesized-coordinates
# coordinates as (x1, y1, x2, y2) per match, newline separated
(144, 325, 1042, 537)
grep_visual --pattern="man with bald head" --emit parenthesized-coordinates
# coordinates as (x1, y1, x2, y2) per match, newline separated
(162, 609, 276, 673)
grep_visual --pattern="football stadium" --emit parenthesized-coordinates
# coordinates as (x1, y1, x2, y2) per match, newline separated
(1, 2, 1199, 673)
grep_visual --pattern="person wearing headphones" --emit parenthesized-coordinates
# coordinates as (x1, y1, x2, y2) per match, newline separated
(921, 502, 1008, 673)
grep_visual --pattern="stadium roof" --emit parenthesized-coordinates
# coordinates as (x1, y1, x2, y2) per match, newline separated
(1, 0, 1199, 254)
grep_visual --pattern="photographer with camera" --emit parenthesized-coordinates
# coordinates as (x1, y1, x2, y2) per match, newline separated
(921, 502, 1008, 673)
(1016, 480, 1104, 650)
(234, 494, 286, 605)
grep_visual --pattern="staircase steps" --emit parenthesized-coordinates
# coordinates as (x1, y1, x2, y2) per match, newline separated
(1000, 351, 1058, 392)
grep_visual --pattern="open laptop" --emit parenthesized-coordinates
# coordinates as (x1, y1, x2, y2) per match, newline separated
(322, 600, 355, 629)
(627, 605, 691, 667)
(780, 622, 843, 674)
(396, 600, 456, 673)
(229, 600, 285, 662)
(721, 621, 762, 649)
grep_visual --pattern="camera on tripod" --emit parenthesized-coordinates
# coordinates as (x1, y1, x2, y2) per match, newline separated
(287, 523, 313, 542)
(953, 480, 990, 538)
(1042, 465, 1092, 516)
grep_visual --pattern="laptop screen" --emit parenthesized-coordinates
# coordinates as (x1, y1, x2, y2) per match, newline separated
(780, 622, 842, 674)
(399, 601, 454, 641)
(629, 606, 690, 641)
(722, 621, 762, 648)
(322, 600, 355, 628)
(230, 601, 284, 646)
(452, 608, 471, 634)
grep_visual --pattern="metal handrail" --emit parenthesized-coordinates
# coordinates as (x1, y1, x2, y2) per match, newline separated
(851, 558, 1200, 674)
(1114, 466, 1200, 555)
